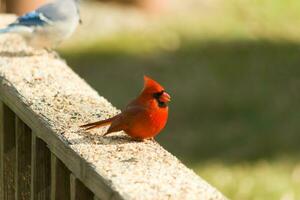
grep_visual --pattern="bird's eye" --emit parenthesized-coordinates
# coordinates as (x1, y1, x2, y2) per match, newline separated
(153, 91, 164, 99)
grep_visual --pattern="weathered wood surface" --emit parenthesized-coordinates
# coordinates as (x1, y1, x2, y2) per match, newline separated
(0, 103, 3, 200)
(0, 15, 227, 200)
(70, 174, 94, 200)
(0, 103, 16, 200)
(15, 117, 32, 200)
(50, 154, 70, 200)
(31, 134, 51, 200)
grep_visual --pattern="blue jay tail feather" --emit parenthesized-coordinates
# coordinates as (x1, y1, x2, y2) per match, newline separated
(0, 26, 32, 35)
(0, 28, 9, 34)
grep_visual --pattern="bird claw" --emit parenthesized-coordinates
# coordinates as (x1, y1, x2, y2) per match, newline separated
(132, 137, 155, 143)
(132, 138, 145, 142)
(146, 137, 156, 142)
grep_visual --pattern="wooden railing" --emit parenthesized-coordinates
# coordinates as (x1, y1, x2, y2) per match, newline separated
(0, 15, 227, 200)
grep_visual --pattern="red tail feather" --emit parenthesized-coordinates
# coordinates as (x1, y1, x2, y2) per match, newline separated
(80, 116, 116, 130)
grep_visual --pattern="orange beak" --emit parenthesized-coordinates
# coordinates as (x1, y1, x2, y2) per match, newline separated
(159, 91, 171, 102)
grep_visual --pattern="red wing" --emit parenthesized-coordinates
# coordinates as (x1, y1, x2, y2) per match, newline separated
(107, 105, 147, 133)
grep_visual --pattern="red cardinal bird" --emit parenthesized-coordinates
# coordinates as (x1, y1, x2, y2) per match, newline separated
(80, 76, 171, 140)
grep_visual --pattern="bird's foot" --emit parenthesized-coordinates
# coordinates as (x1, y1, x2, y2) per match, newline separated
(132, 137, 156, 143)
(148, 137, 158, 144)
(132, 138, 145, 142)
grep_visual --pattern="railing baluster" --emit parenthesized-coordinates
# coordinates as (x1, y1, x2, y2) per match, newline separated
(0, 102, 16, 200)
(15, 117, 32, 200)
(31, 134, 51, 200)
(70, 174, 93, 200)
(0, 102, 3, 199)
(94, 196, 101, 200)
(51, 154, 70, 200)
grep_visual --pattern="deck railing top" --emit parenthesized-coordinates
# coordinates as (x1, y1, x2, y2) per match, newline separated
(0, 15, 226, 200)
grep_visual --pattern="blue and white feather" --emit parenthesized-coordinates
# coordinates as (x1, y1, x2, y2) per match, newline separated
(0, 0, 80, 49)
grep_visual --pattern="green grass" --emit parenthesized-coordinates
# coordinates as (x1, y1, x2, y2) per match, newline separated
(196, 159, 300, 200)
(60, 0, 300, 199)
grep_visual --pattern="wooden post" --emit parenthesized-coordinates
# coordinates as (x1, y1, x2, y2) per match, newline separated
(15, 117, 32, 200)
(51, 154, 70, 200)
(0, 102, 4, 200)
(94, 196, 101, 200)
(70, 174, 94, 200)
(31, 134, 51, 200)
(0, 103, 16, 200)
(0, 0, 6, 13)
(5, 0, 46, 15)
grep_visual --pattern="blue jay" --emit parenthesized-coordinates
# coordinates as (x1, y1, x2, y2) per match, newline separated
(0, 0, 81, 49)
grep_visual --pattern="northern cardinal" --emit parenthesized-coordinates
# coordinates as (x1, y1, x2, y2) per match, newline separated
(80, 76, 171, 140)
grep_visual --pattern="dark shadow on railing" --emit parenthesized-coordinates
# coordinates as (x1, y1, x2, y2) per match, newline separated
(0, 103, 97, 199)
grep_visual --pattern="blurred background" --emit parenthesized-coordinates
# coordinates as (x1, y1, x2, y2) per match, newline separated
(2, 0, 300, 199)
